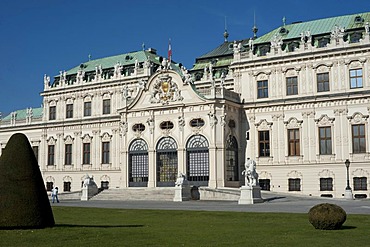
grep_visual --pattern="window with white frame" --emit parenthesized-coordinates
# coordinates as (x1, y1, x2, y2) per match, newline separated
(319, 126, 332, 155)
(103, 99, 111, 115)
(286, 76, 298, 95)
(350, 68, 363, 89)
(317, 72, 330, 92)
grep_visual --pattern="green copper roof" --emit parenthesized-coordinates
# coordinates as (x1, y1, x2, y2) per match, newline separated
(2, 107, 43, 121)
(191, 39, 249, 71)
(254, 12, 370, 44)
(192, 58, 233, 70)
(61, 50, 162, 76)
(196, 39, 249, 60)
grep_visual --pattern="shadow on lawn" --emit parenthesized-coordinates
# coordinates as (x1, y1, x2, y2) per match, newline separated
(56, 224, 144, 228)
(340, 225, 357, 230)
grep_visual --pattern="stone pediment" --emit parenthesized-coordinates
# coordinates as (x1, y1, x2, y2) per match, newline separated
(127, 70, 206, 110)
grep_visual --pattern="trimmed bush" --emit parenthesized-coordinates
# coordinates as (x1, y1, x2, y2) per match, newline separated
(308, 203, 346, 230)
(0, 133, 55, 229)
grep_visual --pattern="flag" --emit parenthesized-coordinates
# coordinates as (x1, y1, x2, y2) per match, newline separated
(168, 39, 172, 62)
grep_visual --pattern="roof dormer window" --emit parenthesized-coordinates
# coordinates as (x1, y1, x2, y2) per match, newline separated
(354, 16, 364, 23)
(279, 27, 288, 34)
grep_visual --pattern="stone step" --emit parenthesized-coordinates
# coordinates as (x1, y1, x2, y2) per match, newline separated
(91, 188, 176, 201)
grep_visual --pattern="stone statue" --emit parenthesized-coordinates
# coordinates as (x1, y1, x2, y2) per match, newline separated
(178, 115, 185, 130)
(77, 69, 85, 83)
(175, 172, 186, 187)
(114, 62, 122, 77)
(144, 59, 151, 69)
(83, 174, 91, 187)
(44, 74, 50, 87)
(138, 79, 146, 89)
(220, 72, 226, 87)
(208, 109, 218, 127)
(242, 158, 259, 187)
(365, 22, 369, 34)
(146, 116, 154, 134)
(95, 65, 103, 80)
(181, 66, 193, 85)
(248, 38, 254, 51)
(271, 34, 283, 49)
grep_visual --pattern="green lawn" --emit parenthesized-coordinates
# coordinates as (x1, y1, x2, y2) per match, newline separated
(0, 206, 369, 247)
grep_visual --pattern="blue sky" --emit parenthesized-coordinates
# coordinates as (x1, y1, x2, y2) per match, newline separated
(0, 0, 369, 117)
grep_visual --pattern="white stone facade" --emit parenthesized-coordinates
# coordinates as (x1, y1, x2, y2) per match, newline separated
(1, 13, 370, 199)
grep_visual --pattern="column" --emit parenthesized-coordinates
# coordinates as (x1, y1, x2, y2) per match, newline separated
(92, 130, 100, 170)
(74, 131, 82, 170)
(56, 133, 63, 169)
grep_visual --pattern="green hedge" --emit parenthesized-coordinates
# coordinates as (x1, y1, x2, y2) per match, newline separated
(308, 203, 346, 230)
(0, 133, 55, 229)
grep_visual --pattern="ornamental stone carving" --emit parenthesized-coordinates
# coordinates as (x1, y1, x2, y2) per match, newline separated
(150, 74, 183, 105)
(284, 117, 303, 128)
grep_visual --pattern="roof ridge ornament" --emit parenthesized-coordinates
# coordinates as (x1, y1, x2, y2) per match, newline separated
(252, 10, 258, 39)
(224, 16, 229, 42)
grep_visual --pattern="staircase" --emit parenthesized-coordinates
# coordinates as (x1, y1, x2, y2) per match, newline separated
(90, 187, 176, 201)
(89, 187, 242, 201)
(199, 187, 240, 201)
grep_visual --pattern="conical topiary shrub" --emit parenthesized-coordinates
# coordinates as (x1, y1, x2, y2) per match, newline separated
(308, 203, 346, 230)
(0, 133, 55, 229)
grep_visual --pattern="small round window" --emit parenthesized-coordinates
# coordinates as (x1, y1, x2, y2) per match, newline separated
(160, 121, 174, 130)
(190, 118, 205, 128)
(132, 123, 145, 132)
(228, 120, 236, 128)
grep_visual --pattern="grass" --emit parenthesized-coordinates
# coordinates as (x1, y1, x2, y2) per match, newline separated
(0, 206, 369, 247)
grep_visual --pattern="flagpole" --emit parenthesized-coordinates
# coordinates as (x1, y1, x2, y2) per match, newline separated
(168, 38, 172, 64)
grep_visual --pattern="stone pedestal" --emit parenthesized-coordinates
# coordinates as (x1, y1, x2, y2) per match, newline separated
(344, 189, 353, 200)
(238, 186, 263, 204)
(81, 176, 99, 201)
(173, 184, 191, 202)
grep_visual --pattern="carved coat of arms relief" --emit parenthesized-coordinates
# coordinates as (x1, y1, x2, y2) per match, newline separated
(150, 74, 183, 105)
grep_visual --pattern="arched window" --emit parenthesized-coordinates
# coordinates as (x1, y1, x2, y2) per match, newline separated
(156, 137, 178, 187)
(226, 135, 239, 181)
(186, 135, 209, 186)
(129, 139, 149, 187)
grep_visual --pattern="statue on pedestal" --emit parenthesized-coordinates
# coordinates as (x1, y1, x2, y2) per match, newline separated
(239, 158, 263, 204)
(242, 158, 259, 187)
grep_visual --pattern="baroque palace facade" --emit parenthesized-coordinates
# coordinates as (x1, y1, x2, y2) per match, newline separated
(1, 12, 370, 198)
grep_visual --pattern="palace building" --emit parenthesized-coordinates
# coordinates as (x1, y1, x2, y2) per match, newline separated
(1, 12, 370, 199)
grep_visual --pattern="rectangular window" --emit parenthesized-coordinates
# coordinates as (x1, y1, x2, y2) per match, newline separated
(63, 181, 71, 192)
(286, 77, 298, 95)
(352, 124, 366, 153)
(259, 179, 271, 191)
(66, 104, 73, 118)
(353, 177, 367, 191)
(320, 178, 333, 191)
(317, 72, 330, 92)
(84, 102, 92, 117)
(65, 144, 72, 165)
(103, 99, 111, 115)
(101, 181, 109, 189)
(49, 106, 56, 120)
(47, 145, 55, 166)
(102, 142, 110, 164)
(32, 146, 39, 162)
(319, 126, 332, 155)
(288, 129, 300, 156)
(46, 182, 53, 191)
(83, 143, 91, 164)
(257, 80, 268, 98)
(288, 178, 301, 191)
(258, 130, 270, 157)
(350, 68, 363, 88)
